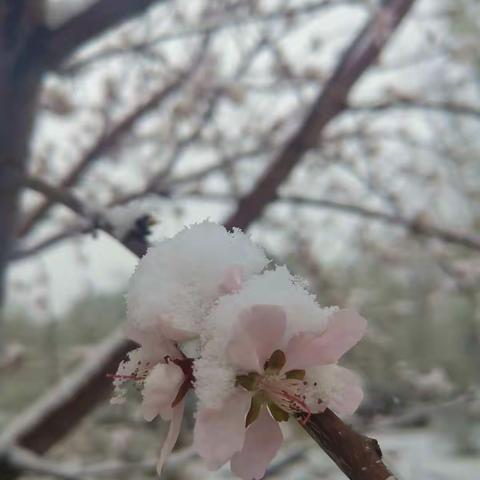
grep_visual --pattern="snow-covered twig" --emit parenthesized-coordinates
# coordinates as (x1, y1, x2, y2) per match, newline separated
(9, 170, 154, 258)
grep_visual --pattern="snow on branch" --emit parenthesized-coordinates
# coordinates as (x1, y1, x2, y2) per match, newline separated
(8, 170, 156, 258)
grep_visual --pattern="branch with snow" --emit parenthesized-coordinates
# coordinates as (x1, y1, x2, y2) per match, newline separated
(8, 169, 156, 258)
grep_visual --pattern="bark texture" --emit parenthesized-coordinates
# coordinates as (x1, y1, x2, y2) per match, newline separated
(0, 0, 46, 354)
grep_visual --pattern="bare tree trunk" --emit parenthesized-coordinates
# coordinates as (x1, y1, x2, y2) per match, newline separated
(0, 0, 46, 355)
(0, 0, 168, 358)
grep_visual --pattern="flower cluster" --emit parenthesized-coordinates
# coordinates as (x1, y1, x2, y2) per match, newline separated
(111, 221, 367, 480)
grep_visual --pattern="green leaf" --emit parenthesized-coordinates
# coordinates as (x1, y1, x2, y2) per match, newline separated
(285, 369, 306, 380)
(268, 402, 289, 422)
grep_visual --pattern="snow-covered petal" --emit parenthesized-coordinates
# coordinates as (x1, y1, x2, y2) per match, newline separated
(193, 390, 251, 470)
(220, 265, 245, 294)
(127, 221, 268, 339)
(127, 325, 180, 360)
(305, 365, 363, 416)
(324, 366, 363, 415)
(284, 309, 367, 370)
(227, 305, 287, 373)
(230, 406, 283, 480)
(156, 400, 185, 476)
(141, 363, 184, 421)
(111, 346, 165, 405)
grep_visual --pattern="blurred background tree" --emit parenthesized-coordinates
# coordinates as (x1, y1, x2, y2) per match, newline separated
(1, 0, 480, 478)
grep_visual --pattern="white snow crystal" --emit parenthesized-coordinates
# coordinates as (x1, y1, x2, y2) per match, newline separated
(205, 265, 336, 346)
(126, 221, 269, 341)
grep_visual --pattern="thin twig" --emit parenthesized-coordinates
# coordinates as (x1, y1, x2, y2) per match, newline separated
(350, 98, 480, 121)
(186, 191, 480, 251)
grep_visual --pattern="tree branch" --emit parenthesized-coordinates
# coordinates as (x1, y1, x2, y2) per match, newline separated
(225, 0, 417, 231)
(184, 192, 480, 252)
(2, 446, 194, 480)
(0, 330, 134, 459)
(1, 447, 81, 480)
(59, 0, 354, 75)
(41, 0, 169, 69)
(10, 172, 149, 258)
(0, 2, 417, 480)
(350, 97, 480, 120)
(300, 410, 396, 480)
(10, 226, 90, 262)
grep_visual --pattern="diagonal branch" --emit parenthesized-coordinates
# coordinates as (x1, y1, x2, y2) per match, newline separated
(0, 330, 134, 457)
(225, 0, 417, 231)
(41, 0, 170, 69)
(9, 171, 149, 258)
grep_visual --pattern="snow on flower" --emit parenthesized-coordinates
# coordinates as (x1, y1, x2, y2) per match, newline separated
(194, 266, 338, 409)
(126, 221, 268, 342)
(110, 325, 195, 474)
(111, 221, 367, 480)
(193, 268, 366, 479)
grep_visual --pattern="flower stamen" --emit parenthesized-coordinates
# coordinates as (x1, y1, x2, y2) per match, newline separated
(107, 373, 146, 381)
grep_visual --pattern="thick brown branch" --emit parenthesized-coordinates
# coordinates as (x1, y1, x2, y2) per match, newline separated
(225, 0, 417, 231)
(300, 410, 396, 480)
(41, 0, 169, 69)
(1, 446, 81, 480)
(0, 330, 134, 458)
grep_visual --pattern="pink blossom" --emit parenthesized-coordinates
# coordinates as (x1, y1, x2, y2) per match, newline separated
(141, 361, 188, 475)
(193, 304, 366, 480)
(111, 326, 193, 475)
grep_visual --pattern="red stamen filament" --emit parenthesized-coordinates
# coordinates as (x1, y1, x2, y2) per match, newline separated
(280, 389, 312, 426)
(106, 373, 145, 381)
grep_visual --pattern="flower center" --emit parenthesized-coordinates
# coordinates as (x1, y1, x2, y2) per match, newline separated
(236, 349, 313, 426)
